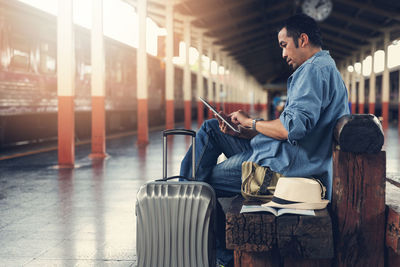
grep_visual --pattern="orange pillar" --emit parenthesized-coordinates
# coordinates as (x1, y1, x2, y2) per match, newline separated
(91, 97, 106, 157)
(398, 69, 400, 131)
(90, 0, 107, 158)
(382, 31, 390, 129)
(215, 51, 221, 111)
(350, 56, 357, 114)
(358, 50, 365, 114)
(264, 90, 269, 120)
(183, 17, 192, 130)
(369, 41, 376, 115)
(136, 0, 149, 145)
(207, 45, 214, 119)
(57, 0, 75, 167)
(196, 31, 204, 128)
(165, 2, 174, 130)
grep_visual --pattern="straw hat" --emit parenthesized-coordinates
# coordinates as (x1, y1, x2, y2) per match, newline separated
(264, 177, 329, 210)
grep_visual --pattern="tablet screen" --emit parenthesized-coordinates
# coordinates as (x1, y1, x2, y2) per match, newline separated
(199, 97, 240, 133)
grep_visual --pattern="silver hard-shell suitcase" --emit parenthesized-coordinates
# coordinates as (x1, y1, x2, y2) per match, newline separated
(136, 129, 216, 267)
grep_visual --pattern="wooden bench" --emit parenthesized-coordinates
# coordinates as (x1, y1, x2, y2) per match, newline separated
(225, 114, 390, 266)
(226, 196, 333, 266)
(386, 174, 400, 267)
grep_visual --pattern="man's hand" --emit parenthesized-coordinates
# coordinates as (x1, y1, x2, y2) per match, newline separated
(230, 110, 252, 128)
(216, 111, 258, 139)
(216, 112, 239, 137)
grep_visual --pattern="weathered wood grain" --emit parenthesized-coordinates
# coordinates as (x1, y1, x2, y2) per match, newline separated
(226, 196, 333, 259)
(234, 250, 279, 267)
(386, 174, 400, 258)
(334, 114, 384, 154)
(282, 258, 332, 267)
(387, 247, 400, 267)
(226, 196, 276, 252)
(332, 150, 386, 267)
(277, 209, 333, 259)
(387, 206, 400, 254)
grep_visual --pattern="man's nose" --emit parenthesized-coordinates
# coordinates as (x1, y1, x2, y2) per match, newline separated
(282, 49, 287, 59)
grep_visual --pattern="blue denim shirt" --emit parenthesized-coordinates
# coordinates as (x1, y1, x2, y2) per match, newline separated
(248, 50, 349, 200)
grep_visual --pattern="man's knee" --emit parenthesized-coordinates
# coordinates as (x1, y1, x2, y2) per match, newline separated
(201, 118, 219, 132)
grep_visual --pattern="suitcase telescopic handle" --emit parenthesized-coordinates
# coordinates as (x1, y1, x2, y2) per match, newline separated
(162, 129, 196, 181)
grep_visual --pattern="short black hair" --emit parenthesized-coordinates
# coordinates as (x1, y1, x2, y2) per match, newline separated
(280, 14, 323, 48)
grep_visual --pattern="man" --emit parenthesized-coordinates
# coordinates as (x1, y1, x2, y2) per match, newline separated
(180, 14, 349, 266)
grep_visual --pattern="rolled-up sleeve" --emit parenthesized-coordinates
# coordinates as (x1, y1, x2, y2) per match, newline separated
(280, 63, 324, 145)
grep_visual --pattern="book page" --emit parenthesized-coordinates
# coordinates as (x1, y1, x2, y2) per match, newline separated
(240, 205, 278, 216)
(277, 208, 315, 216)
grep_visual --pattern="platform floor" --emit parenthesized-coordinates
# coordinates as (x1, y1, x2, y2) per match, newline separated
(0, 123, 399, 266)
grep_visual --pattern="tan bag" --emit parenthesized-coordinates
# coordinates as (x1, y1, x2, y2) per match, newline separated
(241, 161, 281, 203)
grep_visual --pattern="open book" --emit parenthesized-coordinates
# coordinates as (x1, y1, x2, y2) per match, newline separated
(240, 205, 315, 216)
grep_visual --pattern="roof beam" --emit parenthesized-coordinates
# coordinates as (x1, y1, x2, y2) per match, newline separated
(335, 0, 400, 22)
(208, 23, 264, 41)
(323, 42, 353, 56)
(215, 29, 269, 47)
(226, 37, 272, 54)
(233, 44, 273, 59)
(330, 12, 384, 32)
(224, 37, 270, 54)
(320, 23, 372, 42)
(322, 34, 359, 49)
(191, 0, 255, 23)
(203, 1, 289, 33)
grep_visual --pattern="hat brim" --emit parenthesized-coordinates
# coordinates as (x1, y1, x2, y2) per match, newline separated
(264, 199, 329, 210)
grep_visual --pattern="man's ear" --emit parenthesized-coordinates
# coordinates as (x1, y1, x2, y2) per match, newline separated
(299, 33, 309, 47)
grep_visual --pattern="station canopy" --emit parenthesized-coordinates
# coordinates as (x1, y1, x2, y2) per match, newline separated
(125, 0, 400, 86)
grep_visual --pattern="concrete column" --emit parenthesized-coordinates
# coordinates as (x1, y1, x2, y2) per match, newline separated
(234, 64, 239, 111)
(215, 50, 221, 110)
(165, 1, 174, 129)
(233, 62, 241, 111)
(136, 0, 149, 144)
(351, 55, 357, 114)
(369, 41, 376, 115)
(227, 57, 232, 113)
(196, 31, 204, 128)
(398, 67, 400, 131)
(90, 0, 107, 157)
(183, 17, 191, 129)
(358, 50, 365, 114)
(221, 54, 227, 112)
(207, 44, 213, 119)
(57, 0, 75, 167)
(239, 68, 244, 111)
(344, 60, 350, 96)
(382, 31, 390, 129)
(264, 90, 269, 120)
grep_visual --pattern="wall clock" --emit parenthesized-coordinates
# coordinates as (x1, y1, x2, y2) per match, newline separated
(302, 0, 333, 22)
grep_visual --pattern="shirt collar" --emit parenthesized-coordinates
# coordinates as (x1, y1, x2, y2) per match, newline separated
(289, 50, 329, 79)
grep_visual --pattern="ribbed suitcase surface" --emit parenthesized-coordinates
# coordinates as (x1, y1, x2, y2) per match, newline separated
(136, 181, 216, 267)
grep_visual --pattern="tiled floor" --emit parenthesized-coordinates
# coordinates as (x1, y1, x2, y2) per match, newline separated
(0, 123, 399, 266)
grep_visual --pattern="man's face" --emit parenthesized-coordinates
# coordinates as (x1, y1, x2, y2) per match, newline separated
(278, 27, 305, 70)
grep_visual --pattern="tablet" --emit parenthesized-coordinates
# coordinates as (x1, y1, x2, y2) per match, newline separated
(199, 97, 240, 133)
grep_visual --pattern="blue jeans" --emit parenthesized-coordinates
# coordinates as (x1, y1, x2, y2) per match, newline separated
(180, 119, 253, 265)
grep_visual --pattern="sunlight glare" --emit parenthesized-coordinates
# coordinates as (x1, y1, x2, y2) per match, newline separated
(362, 56, 372, 76)
(388, 40, 400, 69)
(18, 0, 163, 57)
(347, 65, 354, 72)
(211, 61, 218, 75)
(354, 62, 361, 74)
(374, 50, 384, 73)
